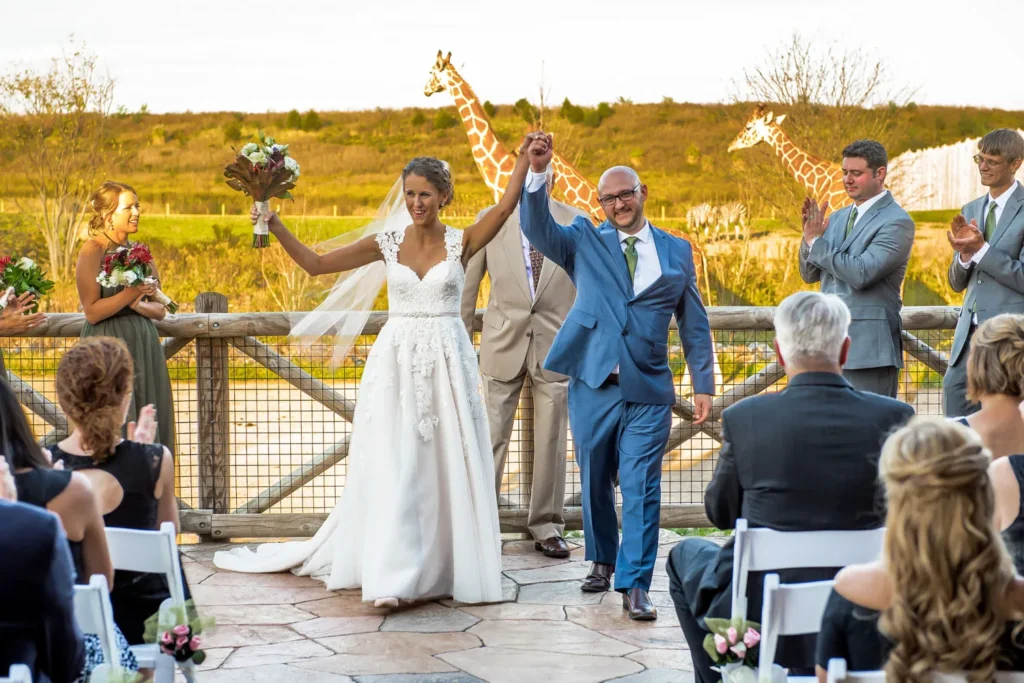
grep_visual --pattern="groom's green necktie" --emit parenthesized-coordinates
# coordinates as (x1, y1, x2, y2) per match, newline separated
(623, 236, 639, 283)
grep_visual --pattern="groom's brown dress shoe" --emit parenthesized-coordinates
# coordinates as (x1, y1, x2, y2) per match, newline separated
(534, 536, 571, 559)
(622, 587, 657, 621)
(581, 562, 614, 592)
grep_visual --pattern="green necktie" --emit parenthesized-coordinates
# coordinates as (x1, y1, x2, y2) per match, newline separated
(985, 200, 998, 241)
(623, 236, 639, 282)
(845, 207, 859, 238)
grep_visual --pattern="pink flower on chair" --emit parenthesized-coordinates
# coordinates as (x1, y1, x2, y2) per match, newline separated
(714, 634, 728, 654)
(730, 643, 747, 658)
(176, 635, 189, 648)
(160, 631, 173, 645)
(172, 624, 190, 636)
(743, 628, 761, 648)
(726, 627, 738, 644)
(189, 636, 201, 650)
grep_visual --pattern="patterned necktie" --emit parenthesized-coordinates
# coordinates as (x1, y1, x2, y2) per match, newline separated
(845, 207, 859, 238)
(529, 244, 544, 296)
(985, 200, 998, 241)
(623, 236, 639, 282)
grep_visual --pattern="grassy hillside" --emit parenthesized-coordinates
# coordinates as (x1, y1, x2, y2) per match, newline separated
(1, 101, 1021, 219)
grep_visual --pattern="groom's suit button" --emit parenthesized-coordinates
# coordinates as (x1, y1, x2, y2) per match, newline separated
(622, 329, 628, 337)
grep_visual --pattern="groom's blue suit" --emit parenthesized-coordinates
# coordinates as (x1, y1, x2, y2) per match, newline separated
(520, 179, 715, 591)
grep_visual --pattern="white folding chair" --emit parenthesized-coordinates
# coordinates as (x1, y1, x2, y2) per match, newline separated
(757, 573, 834, 682)
(0, 665, 32, 683)
(105, 522, 191, 683)
(826, 658, 1024, 682)
(73, 574, 122, 681)
(730, 518, 886, 620)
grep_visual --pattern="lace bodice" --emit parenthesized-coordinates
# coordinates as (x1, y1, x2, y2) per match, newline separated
(375, 226, 464, 316)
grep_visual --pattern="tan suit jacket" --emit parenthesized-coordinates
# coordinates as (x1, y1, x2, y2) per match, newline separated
(461, 201, 584, 382)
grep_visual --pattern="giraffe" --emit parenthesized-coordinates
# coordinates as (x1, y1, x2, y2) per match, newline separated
(424, 51, 606, 221)
(728, 104, 849, 213)
(423, 51, 704, 268)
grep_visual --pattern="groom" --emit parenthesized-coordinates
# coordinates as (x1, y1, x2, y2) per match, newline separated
(520, 136, 715, 620)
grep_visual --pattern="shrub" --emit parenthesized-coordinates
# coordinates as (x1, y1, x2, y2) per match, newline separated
(583, 110, 603, 128)
(222, 120, 242, 143)
(434, 109, 458, 129)
(514, 98, 539, 125)
(483, 100, 497, 117)
(302, 110, 322, 131)
(560, 97, 584, 124)
(285, 109, 302, 129)
(411, 110, 426, 126)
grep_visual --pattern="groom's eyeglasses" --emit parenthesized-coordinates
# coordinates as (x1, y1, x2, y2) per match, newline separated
(598, 184, 641, 207)
(973, 153, 1008, 168)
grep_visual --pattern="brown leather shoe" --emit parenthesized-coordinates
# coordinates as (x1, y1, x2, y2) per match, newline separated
(581, 562, 614, 593)
(622, 588, 657, 621)
(534, 536, 571, 559)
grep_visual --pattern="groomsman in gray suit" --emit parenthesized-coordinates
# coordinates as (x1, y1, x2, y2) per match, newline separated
(945, 129, 1024, 417)
(799, 140, 915, 397)
(461, 166, 586, 559)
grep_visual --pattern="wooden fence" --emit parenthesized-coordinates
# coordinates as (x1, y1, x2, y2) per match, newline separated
(1, 295, 959, 540)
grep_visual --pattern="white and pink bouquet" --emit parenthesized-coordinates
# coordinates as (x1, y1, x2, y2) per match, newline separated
(223, 130, 300, 248)
(703, 618, 773, 683)
(0, 255, 54, 313)
(96, 242, 178, 313)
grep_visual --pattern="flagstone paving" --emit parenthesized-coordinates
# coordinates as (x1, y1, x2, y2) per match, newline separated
(179, 531, 721, 682)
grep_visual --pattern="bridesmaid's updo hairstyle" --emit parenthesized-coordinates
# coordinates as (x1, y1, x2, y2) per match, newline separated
(87, 181, 137, 235)
(57, 337, 134, 461)
(402, 157, 454, 208)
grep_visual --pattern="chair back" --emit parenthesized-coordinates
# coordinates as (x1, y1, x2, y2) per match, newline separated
(757, 573, 834, 680)
(730, 518, 885, 619)
(73, 574, 120, 675)
(0, 665, 32, 683)
(105, 521, 186, 606)
(826, 658, 1024, 682)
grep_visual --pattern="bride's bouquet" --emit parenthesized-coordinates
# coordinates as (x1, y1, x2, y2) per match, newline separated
(223, 130, 300, 248)
(0, 255, 54, 312)
(97, 242, 179, 313)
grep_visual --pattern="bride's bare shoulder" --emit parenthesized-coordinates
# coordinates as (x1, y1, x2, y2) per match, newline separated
(835, 562, 891, 611)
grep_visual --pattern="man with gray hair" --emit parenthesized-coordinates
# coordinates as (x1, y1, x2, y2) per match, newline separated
(666, 291, 914, 682)
(799, 139, 915, 398)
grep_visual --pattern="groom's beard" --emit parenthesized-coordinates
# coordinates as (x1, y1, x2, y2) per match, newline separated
(610, 209, 646, 233)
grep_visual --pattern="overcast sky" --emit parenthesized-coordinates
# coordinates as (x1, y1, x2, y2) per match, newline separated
(3, 0, 1021, 114)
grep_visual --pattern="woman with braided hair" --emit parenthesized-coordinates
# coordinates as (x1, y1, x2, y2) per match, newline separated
(216, 134, 552, 606)
(814, 417, 1024, 681)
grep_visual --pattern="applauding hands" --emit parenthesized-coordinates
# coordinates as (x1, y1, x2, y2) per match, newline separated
(947, 214, 985, 263)
(801, 197, 830, 246)
(0, 292, 45, 334)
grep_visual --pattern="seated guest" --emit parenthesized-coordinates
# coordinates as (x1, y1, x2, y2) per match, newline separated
(953, 313, 1024, 571)
(815, 417, 1024, 681)
(49, 337, 186, 645)
(667, 291, 915, 682)
(0, 378, 138, 681)
(0, 478, 85, 682)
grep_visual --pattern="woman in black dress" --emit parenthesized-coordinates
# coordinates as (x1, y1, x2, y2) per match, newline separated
(0, 377, 138, 681)
(47, 337, 186, 645)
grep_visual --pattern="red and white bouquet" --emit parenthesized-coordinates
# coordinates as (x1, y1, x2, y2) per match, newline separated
(0, 255, 54, 313)
(96, 242, 178, 313)
(223, 130, 300, 248)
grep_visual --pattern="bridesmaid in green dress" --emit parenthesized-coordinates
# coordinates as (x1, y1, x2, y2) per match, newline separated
(75, 181, 175, 450)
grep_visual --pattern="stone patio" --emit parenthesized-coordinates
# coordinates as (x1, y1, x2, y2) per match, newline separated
(179, 530, 713, 683)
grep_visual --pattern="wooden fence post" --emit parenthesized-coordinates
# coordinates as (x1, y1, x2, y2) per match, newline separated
(196, 292, 231, 515)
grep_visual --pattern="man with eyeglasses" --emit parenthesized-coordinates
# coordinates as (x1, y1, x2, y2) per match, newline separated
(518, 134, 714, 622)
(945, 128, 1024, 417)
(798, 140, 915, 398)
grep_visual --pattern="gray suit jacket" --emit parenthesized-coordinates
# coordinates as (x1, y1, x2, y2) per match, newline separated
(799, 192, 915, 370)
(947, 182, 1024, 365)
(461, 201, 585, 382)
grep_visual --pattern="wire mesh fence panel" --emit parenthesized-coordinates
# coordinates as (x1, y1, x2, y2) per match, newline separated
(1, 318, 956, 522)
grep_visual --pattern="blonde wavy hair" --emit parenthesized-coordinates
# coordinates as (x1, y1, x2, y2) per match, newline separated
(879, 416, 1020, 682)
(966, 313, 1024, 402)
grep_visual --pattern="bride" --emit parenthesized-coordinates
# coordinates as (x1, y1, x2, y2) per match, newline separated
(214, 132, 549, 606)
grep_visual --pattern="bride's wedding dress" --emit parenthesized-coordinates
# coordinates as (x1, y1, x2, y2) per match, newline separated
(214, 225, 503, 604)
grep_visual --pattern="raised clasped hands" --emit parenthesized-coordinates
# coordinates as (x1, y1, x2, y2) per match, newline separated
(0, 291, 45, 334)
(522, 131, 553, 173)
(801, 197, 830, 246)
(947, 214, 985, 263)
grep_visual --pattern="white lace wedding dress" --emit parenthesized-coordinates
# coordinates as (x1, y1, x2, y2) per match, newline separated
(214, 226, 503, 604)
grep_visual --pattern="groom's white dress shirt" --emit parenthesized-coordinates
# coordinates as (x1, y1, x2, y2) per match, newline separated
(524, 170, 662, 375)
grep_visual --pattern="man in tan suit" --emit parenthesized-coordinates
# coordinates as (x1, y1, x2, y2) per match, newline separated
(462, 176, 584, 558)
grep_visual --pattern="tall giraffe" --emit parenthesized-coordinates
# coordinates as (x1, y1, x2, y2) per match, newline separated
(728, 104, 849, 212)
(424, 51, 606, 221)
(423, 51, 704, 270)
